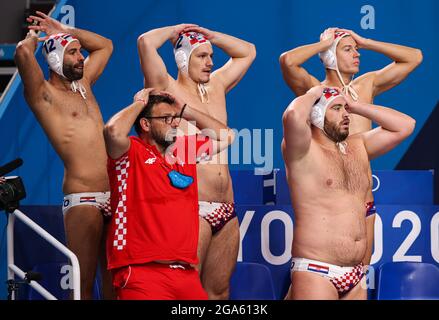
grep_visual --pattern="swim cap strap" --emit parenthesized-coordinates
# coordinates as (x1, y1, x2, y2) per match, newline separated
(197, 83, 209, 104)
(335, 67, 359, 101)
(71, 81, 87, 99)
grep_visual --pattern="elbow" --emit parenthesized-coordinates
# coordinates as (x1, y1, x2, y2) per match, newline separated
(137, 33, 151, 49)
(247, 43, 257, 61)
(413, 49, 423, 66)
(279, 52, 297, 69)
(405, 117, 416, 136)
(14, 42, 30, 62)
(399, 117, 416, 139)
(282, 96, 308, 126)
(106, 38, 114, 55)
(137, 33, 145, 45)
(282, 106, 300, 128)
(103, 122, 122, 142)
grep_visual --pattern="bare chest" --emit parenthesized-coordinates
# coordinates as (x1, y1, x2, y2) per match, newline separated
(317, 143, 370, 194)
(172, 83, 227, 123)
(53, 90, 102, 122)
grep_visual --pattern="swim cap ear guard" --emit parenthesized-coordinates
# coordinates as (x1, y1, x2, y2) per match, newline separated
(310, 87, 343, 131)
(175, 50, 188, 72)
(318, 31, 350, 71)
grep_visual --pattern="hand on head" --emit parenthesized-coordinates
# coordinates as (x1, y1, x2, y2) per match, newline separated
(133, 88, 155, 106)
(320, 27, 337, 48)
(335, 28, 368, 48)
(306, 85, 326, 100)
(170, 23, 199, 45)
(25, 29, 40, 41)
(133, 88, 186, 115)
(152, 90, 186, 114)
(181, 26, 214, 40)
(27, 11, 67, 39)
(342, 91, 360, 113)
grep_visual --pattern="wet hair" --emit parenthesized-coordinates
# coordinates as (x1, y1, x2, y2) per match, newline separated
(134, 94, 175, 135)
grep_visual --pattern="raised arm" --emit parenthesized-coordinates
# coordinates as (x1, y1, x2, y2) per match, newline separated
(345, 96, 415, 160)
(282, 86, 324, 162)
(279, 28, 336, 96)
(137, 24, 198, 90)
(104, 88, 154, 159)
(14, 30, 48, 110)
(183, 26, 256, 93)
(338, 29, 423, 97)
(181, 104, 235, 155)
(28, 11, 113, 85)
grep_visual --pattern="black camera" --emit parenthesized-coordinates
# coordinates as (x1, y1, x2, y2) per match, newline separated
(0, 158, 26, 212)
(0, 176, 26, 212)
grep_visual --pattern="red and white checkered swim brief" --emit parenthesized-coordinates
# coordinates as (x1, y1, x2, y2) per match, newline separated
(291, 257, 365, 295)
(198, 201, 236, 234)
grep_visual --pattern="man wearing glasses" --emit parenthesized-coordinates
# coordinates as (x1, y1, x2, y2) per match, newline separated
(103, 88, 235, 300)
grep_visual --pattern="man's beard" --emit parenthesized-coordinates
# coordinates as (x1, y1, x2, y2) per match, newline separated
(151, 127, 176, 149)
(324, 120, 349, 143)
(63, 62, 84, 81)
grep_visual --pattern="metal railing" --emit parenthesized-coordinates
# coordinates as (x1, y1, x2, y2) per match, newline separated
(7, 209, 80, 300)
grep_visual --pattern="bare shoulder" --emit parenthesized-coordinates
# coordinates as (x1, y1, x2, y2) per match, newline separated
(209, 72, 231, 92)
(347, 133, 368, 152)
(353, 72, 375, 89)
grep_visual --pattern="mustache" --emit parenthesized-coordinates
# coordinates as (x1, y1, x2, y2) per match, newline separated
(74, 62, 84, 68)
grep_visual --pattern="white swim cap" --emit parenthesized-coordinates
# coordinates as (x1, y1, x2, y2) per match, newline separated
(318, 31, 350, 71)
(42, 33, 79, 78)
(174, 32, 211, 74)
(311, 87, 345, 131)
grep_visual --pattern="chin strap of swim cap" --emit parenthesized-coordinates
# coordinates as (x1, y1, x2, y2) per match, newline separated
(174, 32, 211, 104)
(70, 81, 87, 99)
(335, 67, 359, 102)
(319, 31, 360, 102)
(336, 141, 348, 155)
(197, 83, 209, 104)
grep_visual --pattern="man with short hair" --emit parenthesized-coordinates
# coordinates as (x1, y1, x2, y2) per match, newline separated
(103, 88, 235, 300)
